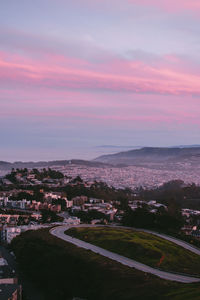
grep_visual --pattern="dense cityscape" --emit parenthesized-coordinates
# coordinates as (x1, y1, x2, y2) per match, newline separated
(54, 163, 200, 189)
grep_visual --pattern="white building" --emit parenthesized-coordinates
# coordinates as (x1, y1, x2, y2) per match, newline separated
(1, 224, 52, 244)
(3, 227, 21, 244)
(65, 199, 73, 208)
(63, 216, 80, 225)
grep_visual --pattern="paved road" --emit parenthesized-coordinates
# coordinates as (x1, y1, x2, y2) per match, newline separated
(50, 225, 200, 283)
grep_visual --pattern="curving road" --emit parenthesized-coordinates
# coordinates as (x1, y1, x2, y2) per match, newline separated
(50, 224, 200, 283)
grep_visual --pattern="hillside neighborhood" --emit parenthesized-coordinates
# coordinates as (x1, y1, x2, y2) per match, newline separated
(1, 167, 200, 298)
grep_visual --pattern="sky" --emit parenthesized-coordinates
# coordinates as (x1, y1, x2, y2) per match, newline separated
(1, 0, 200, 161)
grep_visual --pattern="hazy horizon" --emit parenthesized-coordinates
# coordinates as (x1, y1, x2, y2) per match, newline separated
(2, 143, 200, 163)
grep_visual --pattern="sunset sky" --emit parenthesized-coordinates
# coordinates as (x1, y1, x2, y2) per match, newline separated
(1, 0, 200, 161)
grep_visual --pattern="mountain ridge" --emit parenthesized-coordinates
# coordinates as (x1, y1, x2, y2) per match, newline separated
(94, 146, 200, 165)
(2, 146, 200, 170)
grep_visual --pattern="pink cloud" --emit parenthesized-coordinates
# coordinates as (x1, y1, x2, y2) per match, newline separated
(0, 50, 200, 97)
(75, 0, 200, 16)
(128, 0, 200, 14)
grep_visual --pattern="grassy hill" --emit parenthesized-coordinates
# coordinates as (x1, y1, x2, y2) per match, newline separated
(10, 228, 200, 300)
(66, 227, 200, 276)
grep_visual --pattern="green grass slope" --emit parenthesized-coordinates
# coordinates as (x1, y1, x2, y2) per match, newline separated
(66, 227, 200, 276)
(10, 228, 200, 300)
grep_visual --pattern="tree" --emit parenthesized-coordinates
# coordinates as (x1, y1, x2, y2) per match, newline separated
(41, 210, 62, 223)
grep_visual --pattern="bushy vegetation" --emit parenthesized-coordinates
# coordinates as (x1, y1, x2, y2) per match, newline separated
(5, 168, 64, 185)
(10, 228, 200, 300)
(73, 209, 108, 223)
(5, 171, 18, 183)
(139, 180, 200, 209)
(63, 181, 132, 202)
(40, 210, 63, 223)
(9, 190, 44, 202)
(32, 168, 64, 180)
(122, 205, 184, 233)
(66, 227, 200, 276)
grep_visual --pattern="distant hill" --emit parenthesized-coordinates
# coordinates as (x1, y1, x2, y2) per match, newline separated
(94, 147, 200, 165)
(0, 161, 12, 167)
(0, 159, 110, 171)
(171, 144, 200, 148)
(2, 145, 200, 172)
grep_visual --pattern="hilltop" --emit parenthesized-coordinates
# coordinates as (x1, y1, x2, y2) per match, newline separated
(94, 147, 200, 165)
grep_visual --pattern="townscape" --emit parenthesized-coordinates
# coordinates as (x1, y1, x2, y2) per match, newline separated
(54, 162, 200, 189)
(1, 167, 200, 298)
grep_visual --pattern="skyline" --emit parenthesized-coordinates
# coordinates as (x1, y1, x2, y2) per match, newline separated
(1, 0, 200, 161)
